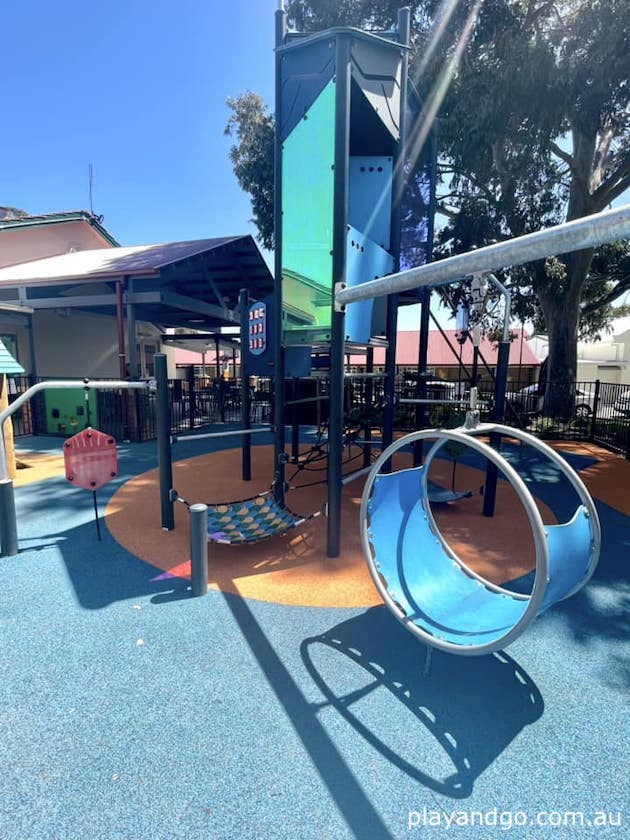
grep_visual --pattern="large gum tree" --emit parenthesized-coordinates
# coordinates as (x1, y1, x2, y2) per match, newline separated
(226, 0, 630, 417)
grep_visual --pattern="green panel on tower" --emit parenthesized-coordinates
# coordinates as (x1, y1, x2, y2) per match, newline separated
(281, 80, 336, 344)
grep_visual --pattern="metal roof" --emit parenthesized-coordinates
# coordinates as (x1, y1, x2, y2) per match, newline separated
(0, 237, 241, 284)
(0, 236, 275, 331)
(0, 338, 25, 375)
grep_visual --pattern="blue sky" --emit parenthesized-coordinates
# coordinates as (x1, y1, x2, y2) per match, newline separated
(0, 0, 433, 329)
(4, 2, 624, 335)
(1, 0, 275, 247)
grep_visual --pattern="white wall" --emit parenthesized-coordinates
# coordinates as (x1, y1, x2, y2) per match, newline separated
(33, 311, 119, 377)
(529, 332, 630, 385)
(32, 311, 165, 378)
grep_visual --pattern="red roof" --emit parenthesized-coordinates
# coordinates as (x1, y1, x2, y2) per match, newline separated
(349, 329, 540, 367)
(174, 329, 541, 368)
(174, 348, 239, 365)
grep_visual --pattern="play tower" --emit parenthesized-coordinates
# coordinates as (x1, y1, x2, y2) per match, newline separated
(273, 4, 411, 555)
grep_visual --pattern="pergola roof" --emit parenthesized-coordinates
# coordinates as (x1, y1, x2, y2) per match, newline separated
(0, 236, 274, 330)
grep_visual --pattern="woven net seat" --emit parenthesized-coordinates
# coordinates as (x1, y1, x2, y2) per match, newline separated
(207, 495, 312, 544)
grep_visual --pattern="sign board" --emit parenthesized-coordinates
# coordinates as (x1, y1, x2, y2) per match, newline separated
(248, 301, 267, 355)
(63, 428, 118, 491)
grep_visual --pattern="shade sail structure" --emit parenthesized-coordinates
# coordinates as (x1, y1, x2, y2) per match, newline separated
(0, 236, 274, 331)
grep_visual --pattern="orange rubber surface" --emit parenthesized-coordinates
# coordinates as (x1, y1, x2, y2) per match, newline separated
(106, 444, 557, 608)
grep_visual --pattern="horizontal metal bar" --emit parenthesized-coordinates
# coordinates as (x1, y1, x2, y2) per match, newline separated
(174, 426, 272, 443)
(6, 291, 163, 310)
(160, 290, 236, 323)
(399, 397, 489, 407)
(341, 465, 373, 486)
(285, 395, 328, 406)
(7, 294, 118, 309)
(335, 204, 630, 306)
(0, 379, 152, 481)
(0, 301, 34, 314)
(344, 372, 387, 379)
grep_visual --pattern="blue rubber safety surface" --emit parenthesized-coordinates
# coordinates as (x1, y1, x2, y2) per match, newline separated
(1, 430, 628, 839)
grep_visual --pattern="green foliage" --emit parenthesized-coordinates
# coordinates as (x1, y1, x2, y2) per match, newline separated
(224, 93, 275, 250)
(226, 1, 630, 408)
(422, 0, 630, 414)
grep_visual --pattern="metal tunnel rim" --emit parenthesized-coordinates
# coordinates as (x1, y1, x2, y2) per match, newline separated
(360, 426, 551, 656)
(463, 423, 601, 598)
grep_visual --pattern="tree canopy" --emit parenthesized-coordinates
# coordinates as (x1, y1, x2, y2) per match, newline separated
(224, 92, 275, 251)
(225, 0, 630, 412)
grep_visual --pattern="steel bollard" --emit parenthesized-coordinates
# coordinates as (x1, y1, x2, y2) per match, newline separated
(189, 503, 209, 596)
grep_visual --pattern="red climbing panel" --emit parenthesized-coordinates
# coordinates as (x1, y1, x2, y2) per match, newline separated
(63, 428, 118, 491)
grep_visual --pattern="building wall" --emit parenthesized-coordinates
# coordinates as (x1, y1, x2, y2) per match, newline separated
(0, 221, 112, 269)
(31, 311, 169, 379)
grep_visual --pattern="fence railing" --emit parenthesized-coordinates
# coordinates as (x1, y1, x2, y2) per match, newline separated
(7, 373, 630, 458)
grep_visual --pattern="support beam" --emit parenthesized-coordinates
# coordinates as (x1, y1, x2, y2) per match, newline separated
(160, 290, 237, 323)
(126, 277, 138, 378)
(326, 33, 352, 558)
(116, 279, 126, 379)
(272, 4, 288, 508)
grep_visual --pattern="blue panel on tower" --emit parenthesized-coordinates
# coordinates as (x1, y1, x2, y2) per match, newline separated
(345, 226, 394, 344)
(348, 156, 393, 250)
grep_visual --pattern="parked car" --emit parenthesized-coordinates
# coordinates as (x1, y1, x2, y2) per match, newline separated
(613, 389, 630, 417)
(505, 384, 543, 415)
(506, 384, 595, 418)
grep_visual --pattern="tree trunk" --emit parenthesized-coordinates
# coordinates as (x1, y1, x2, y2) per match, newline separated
(536, 274, 583, 421)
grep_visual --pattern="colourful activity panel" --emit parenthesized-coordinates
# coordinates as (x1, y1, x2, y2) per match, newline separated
(44, 388, 98, 435)
(63, 427, 118, 491)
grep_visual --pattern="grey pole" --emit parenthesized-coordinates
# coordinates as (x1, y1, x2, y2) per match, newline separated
(483, 339, 511, 517)
(326, 33, 352, 558)
(273, 4, 288, 506)
(189, 503, 208, 596)
(155, 353, 175, 530)
(239, 289, 252, 481)
(0, 478, 18, 556)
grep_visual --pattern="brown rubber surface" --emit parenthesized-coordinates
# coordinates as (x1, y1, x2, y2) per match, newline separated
(552, 441, 630, 515)
(105, 444, 557, 607)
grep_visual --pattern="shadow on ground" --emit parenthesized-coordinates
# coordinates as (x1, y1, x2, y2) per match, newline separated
(301, 606, 543, 799)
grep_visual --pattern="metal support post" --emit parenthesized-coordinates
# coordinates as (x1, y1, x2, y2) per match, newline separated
(189, 503, 208, 596)
(483, 339, 510, 517)
(326, 34, 351, 558)
(239, 289, 252, 481)
(363, 346, 374, 468)
(414, 288, 431, 465)
(273, 5, 287, 506)
(0, 478, 18, 556)
(155, 353, 175, 530)
(382, 294, 398, 472)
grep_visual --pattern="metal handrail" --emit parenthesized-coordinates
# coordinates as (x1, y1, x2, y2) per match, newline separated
(0, 378, 153, 558)
(335, 205, 630, 307)
(0, 378, 151, 481)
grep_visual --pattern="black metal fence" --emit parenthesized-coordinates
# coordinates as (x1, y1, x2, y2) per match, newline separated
(7, 373, 630, 458)
(502, 378, 630, 456)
